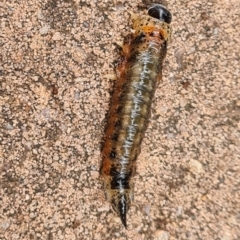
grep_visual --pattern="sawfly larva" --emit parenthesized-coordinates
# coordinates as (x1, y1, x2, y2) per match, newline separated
(100, 4, 172, 228)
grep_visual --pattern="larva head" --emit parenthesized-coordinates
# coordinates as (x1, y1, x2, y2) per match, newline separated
(148, 4, 172, 24)
(132, 4, 172, 41)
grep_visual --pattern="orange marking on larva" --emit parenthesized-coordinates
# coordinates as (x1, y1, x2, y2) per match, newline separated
(101, 157, 112, 175)
(100, 4, 172, 228)
(116, 60, 128, 78)
(142, 26, 158, 33)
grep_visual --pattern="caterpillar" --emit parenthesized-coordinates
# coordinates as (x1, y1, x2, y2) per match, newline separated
(100, 4, 172, 228)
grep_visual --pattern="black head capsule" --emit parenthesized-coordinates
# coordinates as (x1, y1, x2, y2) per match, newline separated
(148, 4, 172, 24)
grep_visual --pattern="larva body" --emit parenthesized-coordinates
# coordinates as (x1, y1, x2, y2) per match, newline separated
(100, 5, 172, 227)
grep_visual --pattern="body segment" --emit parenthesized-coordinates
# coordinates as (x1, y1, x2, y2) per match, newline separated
(100, 4, 172, 227)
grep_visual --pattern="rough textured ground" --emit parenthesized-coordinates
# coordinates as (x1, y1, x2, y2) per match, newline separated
(0, 0, 239, 239)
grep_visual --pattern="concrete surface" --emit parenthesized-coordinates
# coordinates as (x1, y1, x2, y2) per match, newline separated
(0, 0, 239, 239)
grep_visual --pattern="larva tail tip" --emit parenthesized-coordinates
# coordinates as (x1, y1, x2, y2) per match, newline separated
(119, 199, 127, 228)
(111, 194, 129, 228)
(148, 4, 172, 24)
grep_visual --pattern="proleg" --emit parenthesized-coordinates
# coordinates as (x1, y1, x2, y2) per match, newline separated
(100, 4, 172, 228)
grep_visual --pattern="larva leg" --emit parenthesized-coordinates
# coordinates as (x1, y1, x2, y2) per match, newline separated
(122, 33, 134, 56)
(114, 33, 134, 78)
(157, 72, 163, 82)
(115, 57, 127, 78)
(113, 33, 133, 56)
(103, 72, 117, 81)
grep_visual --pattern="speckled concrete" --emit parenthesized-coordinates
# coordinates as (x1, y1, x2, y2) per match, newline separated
(0, 0, 239, 239)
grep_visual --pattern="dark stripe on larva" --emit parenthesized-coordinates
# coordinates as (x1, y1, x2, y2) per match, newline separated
(100, 4, 172, 228)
